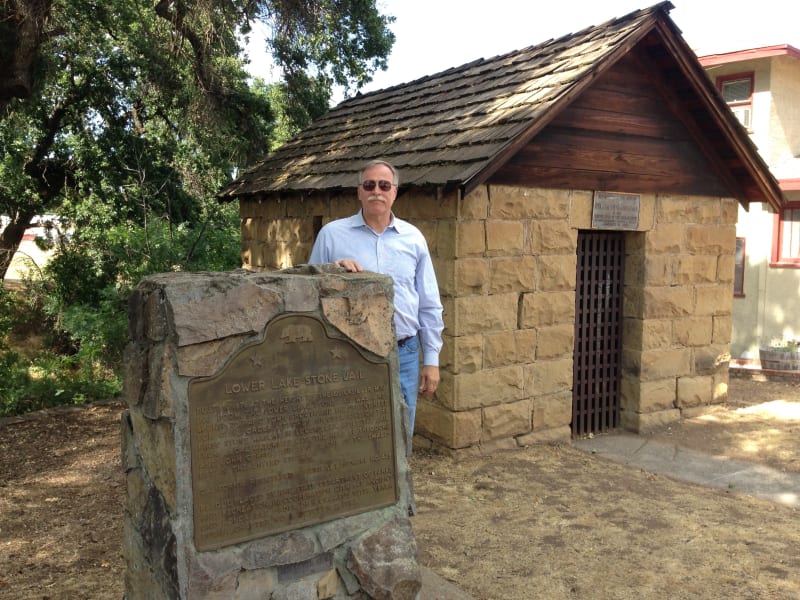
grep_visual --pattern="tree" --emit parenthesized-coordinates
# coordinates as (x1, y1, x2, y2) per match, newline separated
(0, 0, 54, 113)
(0, 0, 394, 414)
(0, 0, 395, 277)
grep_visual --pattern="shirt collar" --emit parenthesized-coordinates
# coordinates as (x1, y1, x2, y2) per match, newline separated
(354, 210, 402, 232)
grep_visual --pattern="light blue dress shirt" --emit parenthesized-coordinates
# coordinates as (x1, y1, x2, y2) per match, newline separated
(309, 211, 444, 367)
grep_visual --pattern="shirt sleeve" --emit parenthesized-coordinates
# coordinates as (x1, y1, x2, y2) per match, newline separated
(308, 226, 332, 264)
(415, 241, 444, 367)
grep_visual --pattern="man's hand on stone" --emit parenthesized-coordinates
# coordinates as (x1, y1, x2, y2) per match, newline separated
(334, 259, 363, 272)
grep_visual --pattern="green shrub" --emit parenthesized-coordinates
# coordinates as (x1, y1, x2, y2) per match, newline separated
(0, 351, 121, 417)
(0, 201, 241, 417)
(0, 284, 123, 417)
(0, 350, 33, 415)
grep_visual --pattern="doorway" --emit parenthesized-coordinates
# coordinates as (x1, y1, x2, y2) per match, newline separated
(572, 231, 625, 437)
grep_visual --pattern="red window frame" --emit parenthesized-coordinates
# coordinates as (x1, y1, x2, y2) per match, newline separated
(771, 201, 800, 267)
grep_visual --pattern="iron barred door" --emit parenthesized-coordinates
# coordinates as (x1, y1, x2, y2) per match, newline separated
(572, 231, 625, 437)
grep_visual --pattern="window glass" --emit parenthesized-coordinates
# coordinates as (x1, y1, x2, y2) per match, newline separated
(780, 207, 800, 260)
(773, 203, 800, 266)
(717, 74, 753, 130)
(721, 78, 751, 103)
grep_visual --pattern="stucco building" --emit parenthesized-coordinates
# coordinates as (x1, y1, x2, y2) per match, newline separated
(700, 46, 800, 361)
(219, 2, 783, 452)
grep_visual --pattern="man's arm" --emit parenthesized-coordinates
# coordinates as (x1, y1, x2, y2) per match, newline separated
(308, 227, 332, 264)
(419, 365, 440, 396)
(415, 239, 444, 396)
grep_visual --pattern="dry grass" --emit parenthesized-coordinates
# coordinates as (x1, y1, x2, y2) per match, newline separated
(0, 377, 798, 599)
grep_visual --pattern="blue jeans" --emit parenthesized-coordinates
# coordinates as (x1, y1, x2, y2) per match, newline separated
(397, 335, 420, 436)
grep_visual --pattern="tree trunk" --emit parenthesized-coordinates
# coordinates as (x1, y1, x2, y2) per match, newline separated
(0, 211, 35, 280)
(0, 0, 54, 115)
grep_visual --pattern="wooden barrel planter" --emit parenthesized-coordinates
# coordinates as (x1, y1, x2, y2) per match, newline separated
(759, 346, 800, 371)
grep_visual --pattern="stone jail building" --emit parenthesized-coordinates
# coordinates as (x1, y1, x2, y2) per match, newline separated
(218, 3, 784, 452)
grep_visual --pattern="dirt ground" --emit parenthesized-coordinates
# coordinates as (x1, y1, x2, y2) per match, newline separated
(0, 376, 798, 600)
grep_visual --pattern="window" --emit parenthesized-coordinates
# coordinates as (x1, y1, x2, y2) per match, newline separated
(772, 202, 800, 267)
(734, 237, 745, 296)
(717, 73, 754, 130)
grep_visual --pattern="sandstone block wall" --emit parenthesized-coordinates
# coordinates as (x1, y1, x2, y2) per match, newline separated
(122, 268, 420, 599)
(238, 187, 737, 450)
(620, 195, 737, 433)
(240, 192, 360, 270)
(414, 186, 578, 450)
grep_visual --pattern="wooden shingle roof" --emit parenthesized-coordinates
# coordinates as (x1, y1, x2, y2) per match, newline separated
(219, 1, 783, 210)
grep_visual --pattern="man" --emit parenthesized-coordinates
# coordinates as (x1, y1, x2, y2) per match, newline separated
(308, 159, 444, 438)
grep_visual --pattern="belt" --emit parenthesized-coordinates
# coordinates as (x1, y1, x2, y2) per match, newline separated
(397, 336, 414, 347)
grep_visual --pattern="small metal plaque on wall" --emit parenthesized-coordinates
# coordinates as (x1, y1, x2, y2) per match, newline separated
(188, 314, 397, 551)
(591, 191, 640, 230)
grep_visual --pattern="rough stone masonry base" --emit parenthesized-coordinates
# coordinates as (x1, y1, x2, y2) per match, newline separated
(122, 266, 421, 599)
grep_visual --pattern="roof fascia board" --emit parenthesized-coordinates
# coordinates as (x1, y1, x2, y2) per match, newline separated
(780, 178, 800, 192)
(653, 21, 784, 211)
(699, 44, 800, 67)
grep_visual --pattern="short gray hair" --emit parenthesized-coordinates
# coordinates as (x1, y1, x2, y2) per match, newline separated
(358, 160, 399, 185)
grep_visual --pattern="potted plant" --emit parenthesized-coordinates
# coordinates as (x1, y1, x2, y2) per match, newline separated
(759, 338, 800, 371)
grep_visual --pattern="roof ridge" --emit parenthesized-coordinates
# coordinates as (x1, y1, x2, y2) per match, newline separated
(216, 0, 786, 213)
(336, 2, 675, 106)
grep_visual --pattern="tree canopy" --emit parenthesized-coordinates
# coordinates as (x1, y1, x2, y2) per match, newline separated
(0, 0, 395, 415)
(0, 0, 395, 276)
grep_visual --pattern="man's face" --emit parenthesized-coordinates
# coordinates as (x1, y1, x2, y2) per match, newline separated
(357, 164, 397, 222)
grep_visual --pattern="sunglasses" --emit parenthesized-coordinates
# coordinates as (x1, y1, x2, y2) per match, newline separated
(360, 180, 396, 192)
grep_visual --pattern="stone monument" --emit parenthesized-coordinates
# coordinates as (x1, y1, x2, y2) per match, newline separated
(121, 266, 420, 599)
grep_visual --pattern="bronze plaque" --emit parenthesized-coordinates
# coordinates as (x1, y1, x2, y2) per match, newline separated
(189, 314, 397, 551)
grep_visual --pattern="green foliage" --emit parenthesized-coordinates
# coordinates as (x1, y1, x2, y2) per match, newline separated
(0, 350, 32, 415)
(0, 0, 395, 416)
(42, 199, 242, 364)
(0, 201, 240, 417)
(0, 351, 122, 417)
(0, 286, 122, 417)
(267, 0, 396, 93)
